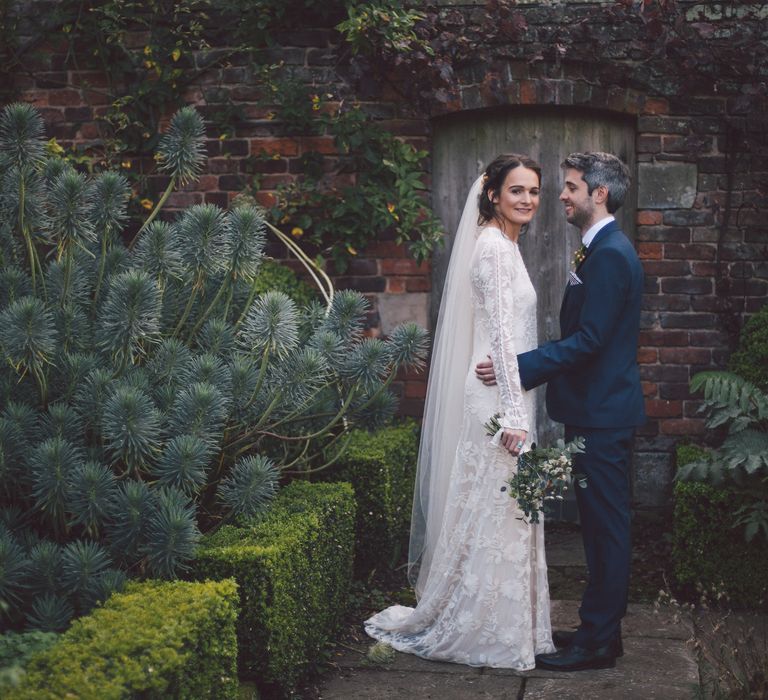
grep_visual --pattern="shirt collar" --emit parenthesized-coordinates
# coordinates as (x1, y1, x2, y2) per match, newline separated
(582, 215, 615, 248)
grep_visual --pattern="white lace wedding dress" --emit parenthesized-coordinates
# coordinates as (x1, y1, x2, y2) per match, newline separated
(365, 227, 555, 670)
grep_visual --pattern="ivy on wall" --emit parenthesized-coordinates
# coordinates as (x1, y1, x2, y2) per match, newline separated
(1, 0, 443, 269)
(247, 78, 442, 270)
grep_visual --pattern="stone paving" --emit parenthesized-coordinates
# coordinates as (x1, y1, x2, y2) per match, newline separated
(318, 530, 700, 699)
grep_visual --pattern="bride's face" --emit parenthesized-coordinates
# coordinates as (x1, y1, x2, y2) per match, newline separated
(490, 166, 540, 232)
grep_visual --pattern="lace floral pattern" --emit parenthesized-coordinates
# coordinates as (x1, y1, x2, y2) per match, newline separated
(365, 228, 554, 670)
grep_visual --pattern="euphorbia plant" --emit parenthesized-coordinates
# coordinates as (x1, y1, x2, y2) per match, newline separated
(0, 102, 428, 631)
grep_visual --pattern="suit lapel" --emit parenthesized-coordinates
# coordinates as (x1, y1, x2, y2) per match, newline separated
(561, 220, 620, 308)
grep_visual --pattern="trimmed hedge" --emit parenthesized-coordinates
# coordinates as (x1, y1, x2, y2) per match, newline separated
(10, 579, 239, 699)
(193, 480, 355, 697)
(672, 445, 768, 607)
(329, 420, 419, 576)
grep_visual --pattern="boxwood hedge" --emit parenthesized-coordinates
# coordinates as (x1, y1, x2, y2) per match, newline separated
(193, 480, 355, 697)
(9, 578, 239, 699)
(672, 445, 768, 607)
(329, 420, 419, 576)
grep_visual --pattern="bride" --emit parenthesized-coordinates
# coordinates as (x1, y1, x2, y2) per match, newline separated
(365, 154, 555, 670)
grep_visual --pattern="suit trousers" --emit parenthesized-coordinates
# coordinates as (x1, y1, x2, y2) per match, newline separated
(565, 425, 634, 650)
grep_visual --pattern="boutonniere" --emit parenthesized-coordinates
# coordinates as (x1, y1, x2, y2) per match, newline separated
(571, 243, 587, 269)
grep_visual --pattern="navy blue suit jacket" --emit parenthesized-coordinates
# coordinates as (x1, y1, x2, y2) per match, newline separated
(518, 220, 646, 429)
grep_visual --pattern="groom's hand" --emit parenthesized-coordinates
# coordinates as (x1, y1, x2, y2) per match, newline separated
(475, 356, 497, 385)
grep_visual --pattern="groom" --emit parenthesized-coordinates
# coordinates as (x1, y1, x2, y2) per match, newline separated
(476, 152, 645, 671)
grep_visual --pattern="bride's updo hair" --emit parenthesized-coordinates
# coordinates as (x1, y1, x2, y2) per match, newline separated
(478, 153, 542, 225)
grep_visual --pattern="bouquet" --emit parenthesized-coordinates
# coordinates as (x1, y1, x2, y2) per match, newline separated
(484, 413, 587, 524)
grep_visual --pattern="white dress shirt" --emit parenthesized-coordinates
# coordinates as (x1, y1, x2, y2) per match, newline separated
(582, 215, 615, 248)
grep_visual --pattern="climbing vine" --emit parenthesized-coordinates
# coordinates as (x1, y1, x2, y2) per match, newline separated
(1, 0, 443, 268)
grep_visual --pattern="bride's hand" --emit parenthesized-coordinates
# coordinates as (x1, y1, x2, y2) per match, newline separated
(501, 429, 527, 456)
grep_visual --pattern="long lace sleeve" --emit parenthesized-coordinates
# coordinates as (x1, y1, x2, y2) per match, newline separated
(474, 232, 529, 433)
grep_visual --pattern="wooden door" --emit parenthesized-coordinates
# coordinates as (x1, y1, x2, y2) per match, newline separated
(431, 107, 637, 516)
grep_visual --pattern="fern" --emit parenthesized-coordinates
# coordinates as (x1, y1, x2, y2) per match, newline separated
(680, 370, 768, 541)
(690, 371, 768, 430)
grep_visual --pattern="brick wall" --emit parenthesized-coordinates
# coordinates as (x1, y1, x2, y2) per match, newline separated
(7, 0, 767, 509)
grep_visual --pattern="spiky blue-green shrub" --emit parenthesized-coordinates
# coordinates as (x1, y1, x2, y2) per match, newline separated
(0, 103, 429, 630)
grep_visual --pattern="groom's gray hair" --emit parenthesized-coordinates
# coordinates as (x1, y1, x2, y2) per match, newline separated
(562, 152, 631, 214)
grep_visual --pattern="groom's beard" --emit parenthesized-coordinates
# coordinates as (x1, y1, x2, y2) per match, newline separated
(566, 203, 594, 232)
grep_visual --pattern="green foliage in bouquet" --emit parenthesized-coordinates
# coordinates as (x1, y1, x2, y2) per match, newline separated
(484, 414, 585, 524)
(0, 102, 429, 631)
(676, 371, 768, 542)
(505, 439, 587, 524)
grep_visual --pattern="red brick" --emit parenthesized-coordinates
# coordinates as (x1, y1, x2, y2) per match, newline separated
(208, 158, 240, 174)
(367, 241, 408, 258)
(659, 418, 706, 435)
(399, 398, 425, 417)
(250, 138, 299, 157)
(638, 243, 663, 260)
(301, 136, 338, 155)
(683, 400, 704, 418)
(637, 348, 658, 364)
(348, 259, 378, 276)
(380, 259, 430, 276)
(642, 261, 690, 276)
(688, 330, 728, 347)
(642, 97, 670, 115)
(20, 90, 50, 107)
(520, 80, 537, 104)
(405, 381, 427, 399)
(167, 192, 203, 208)
(70, 71, 110, 88)
(691, 262, 718, 276)
(406, 277, 431, 292)
(182, 175, 218, 191)
(664, 244, 716, 261)
(658, 347, 712, 364)
(641, 381, 658, 398)
(77, 123, 101, 139)
(258, 174, 295, 189)
(386, 278, 406, 293)
(636, 418, 659, 437)
(254, 191, 277, 207)
(204, 192, 229, 208)
(636, 210, 663, 225)
(80, 88, 110, 106)
(638, 135, 662, 155)
(645, 399, 683, 418)
(48, 90, 82, 106)
(639, 330, 689, 346)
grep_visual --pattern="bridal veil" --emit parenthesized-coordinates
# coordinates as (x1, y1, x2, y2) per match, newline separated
(408, 174, 484, 598)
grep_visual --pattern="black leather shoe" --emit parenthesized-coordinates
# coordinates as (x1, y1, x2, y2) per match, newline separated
(551, 630, 624, 657)
(551, 629, 576, 648)
(535, 643, 617, 671)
